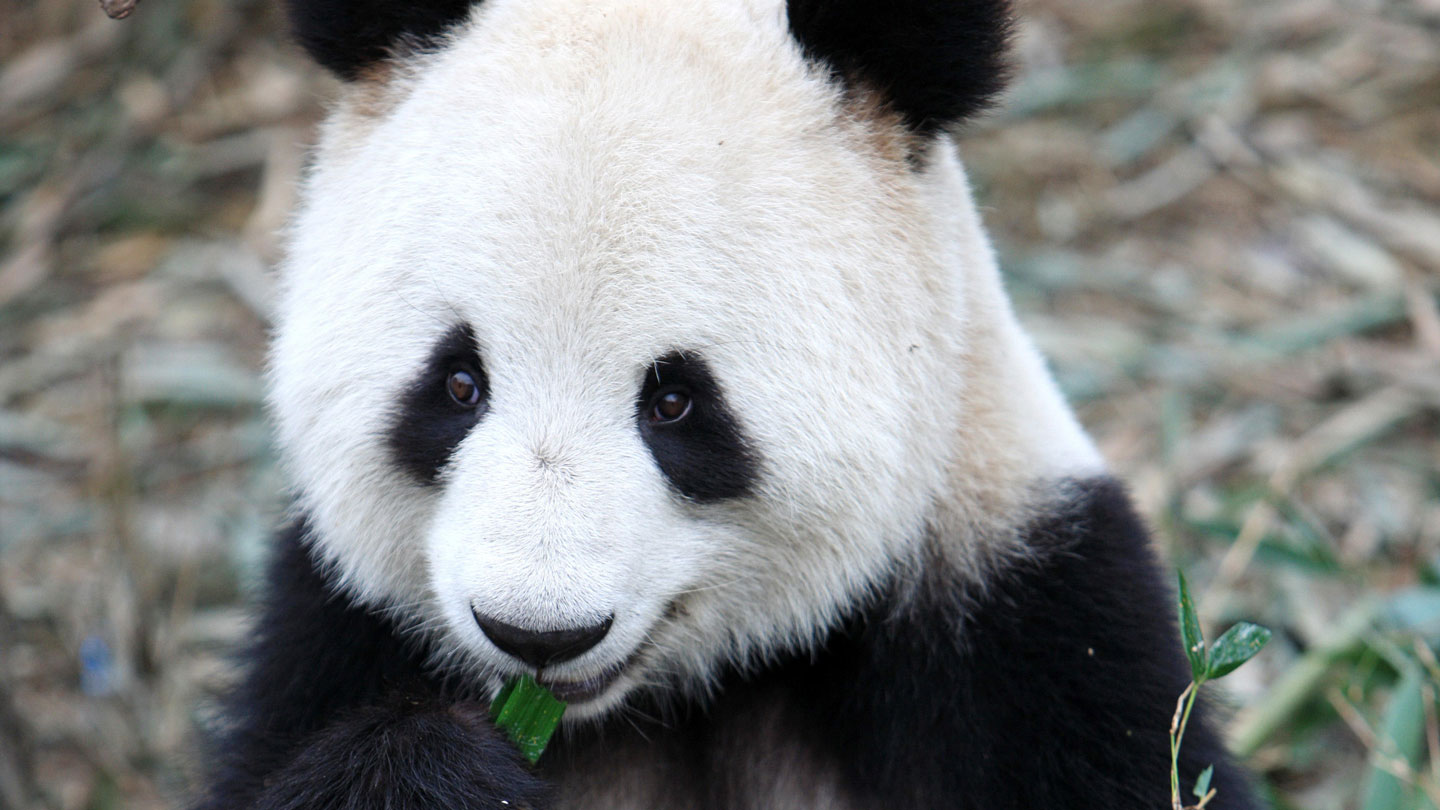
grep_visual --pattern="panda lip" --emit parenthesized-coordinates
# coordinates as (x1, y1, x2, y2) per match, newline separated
(536, 661, 627, 703)
(536, 642, 648, 704)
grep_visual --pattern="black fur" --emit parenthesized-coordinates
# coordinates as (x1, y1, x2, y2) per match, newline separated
(252, 701, 545, 810)
(198, 478, 1257, 809)
(811, 476, 1256, 808)
(387, 325, 488, 486)
(637, 352, 760, 503)
(194, 522, 543, 810)
(284, 0, 479, 79)
(787, 0, 1014, 135)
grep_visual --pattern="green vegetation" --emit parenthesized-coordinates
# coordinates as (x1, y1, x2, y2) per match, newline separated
(1173, 570, 1272, 809)
(490, 676, 567, 765)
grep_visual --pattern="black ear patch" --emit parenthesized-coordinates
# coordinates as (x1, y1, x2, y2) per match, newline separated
(387, 325, 489, 485)
(637, 353, 760, 503)
(787, 0, 1013, 135)
(285, 0, 480, 79)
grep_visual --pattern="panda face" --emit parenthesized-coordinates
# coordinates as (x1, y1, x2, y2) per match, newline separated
(270, 0, 1095, 718)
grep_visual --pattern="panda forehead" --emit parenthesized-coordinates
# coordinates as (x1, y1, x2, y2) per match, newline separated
(290, 0, 953, 407)
(329, 0, 896, 200)
(302, 3, 933, 332)
(410, 0, 807, 104)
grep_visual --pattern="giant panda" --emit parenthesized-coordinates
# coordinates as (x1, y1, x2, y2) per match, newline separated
(196, 1, 1260, 808)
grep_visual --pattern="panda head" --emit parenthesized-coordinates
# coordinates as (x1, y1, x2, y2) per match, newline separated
(270, 0, 1097, 720)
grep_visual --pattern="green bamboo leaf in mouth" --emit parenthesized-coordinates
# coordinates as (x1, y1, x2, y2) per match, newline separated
(490, 674, 567, 764)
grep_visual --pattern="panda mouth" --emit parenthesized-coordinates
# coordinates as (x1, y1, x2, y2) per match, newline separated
(536, 644, 646, 704)
(537, 664, 625, 703)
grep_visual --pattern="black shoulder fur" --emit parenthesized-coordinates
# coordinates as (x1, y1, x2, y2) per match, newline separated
(812, 476, 1257, 807)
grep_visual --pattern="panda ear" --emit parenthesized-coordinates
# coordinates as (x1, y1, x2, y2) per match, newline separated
(285, 0, 480, 80)
(787, 0, 1013, 135)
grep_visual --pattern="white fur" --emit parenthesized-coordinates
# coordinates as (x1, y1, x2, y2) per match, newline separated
(268, 0, 1102, 721)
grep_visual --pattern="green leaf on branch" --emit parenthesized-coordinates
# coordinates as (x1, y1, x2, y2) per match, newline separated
(1193, 764, 1214, 799)
(1205, 622, 1272, 680)
(1177, 570, 1207, 681)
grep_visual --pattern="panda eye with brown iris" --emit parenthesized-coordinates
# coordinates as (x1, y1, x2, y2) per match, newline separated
(650, 389, 692, 423)
(447, 370, 481, 408)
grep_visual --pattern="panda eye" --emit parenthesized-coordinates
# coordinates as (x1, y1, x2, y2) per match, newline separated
(649, 389, 692, 423)
(636, 352, 757, 502)
(447, 370, 481, 408)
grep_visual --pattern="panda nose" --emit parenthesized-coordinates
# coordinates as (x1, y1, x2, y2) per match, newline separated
(473, 610, 614, 668)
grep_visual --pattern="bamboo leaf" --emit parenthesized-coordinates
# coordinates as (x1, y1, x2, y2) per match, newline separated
(489, 675, 566, 764)
(1205, 622, 1272, 680)
(1177, 570, 1207, 680)
(1359, 664, 1426, 810)
(1192, 765, 1214, 799)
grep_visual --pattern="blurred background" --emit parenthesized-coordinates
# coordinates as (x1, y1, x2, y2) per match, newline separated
(0, 0, 1436, 808)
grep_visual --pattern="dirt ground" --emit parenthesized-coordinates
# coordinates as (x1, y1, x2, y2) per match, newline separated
(1, 1, 1437, 808)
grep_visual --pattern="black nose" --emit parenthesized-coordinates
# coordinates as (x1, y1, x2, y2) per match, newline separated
(473, 611, 614, 668)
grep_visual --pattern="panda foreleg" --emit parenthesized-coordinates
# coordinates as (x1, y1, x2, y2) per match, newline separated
(250, 698, 547, 810)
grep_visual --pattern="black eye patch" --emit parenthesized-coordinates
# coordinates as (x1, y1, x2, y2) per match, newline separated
(388, 325, 488, 485)
(637, 352, 759, 503)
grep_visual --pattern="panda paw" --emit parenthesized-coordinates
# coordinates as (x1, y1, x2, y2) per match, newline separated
(253, 700, 548, 810)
